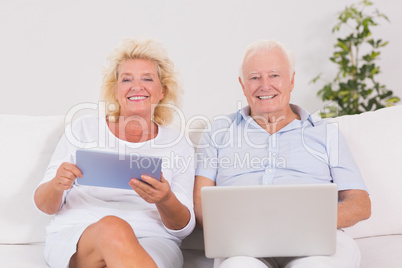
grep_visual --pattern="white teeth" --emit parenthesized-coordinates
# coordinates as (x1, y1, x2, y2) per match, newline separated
(128, 96, 147, 100)
(258, 95, 275, 100)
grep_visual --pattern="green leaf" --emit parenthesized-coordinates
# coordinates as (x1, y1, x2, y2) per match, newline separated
(375, 9, 390, 22)
(386, 97, 401, 104)
(310, 74, 322, 84)
(362, 17, 375, 28)
(365, 98, 377, 111)
(370, 66, 380, 75)
(335, 41, 349, 51)
(319, 84, 337, 101)
(332, 23, 342, 32)
(362, 0, 374, 7)
(379, 41, 389, 47)
(362, 51, 380, 62)
(362, 54, 372, 62)
(371, 51, 380, 58)
(379, 91, 393, 99)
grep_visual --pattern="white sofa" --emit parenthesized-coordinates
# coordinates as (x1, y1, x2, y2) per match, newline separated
(1, 105, 401, 268)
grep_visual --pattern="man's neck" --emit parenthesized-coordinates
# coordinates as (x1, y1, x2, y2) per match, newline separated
(251, 108, 301, 134)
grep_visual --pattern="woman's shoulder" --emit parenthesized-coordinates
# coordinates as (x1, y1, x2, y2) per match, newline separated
(158, 125, 194, 152)
(65, 115, 107, 142)
(68, 114, 105, 128)
(159, 124, 181, 136)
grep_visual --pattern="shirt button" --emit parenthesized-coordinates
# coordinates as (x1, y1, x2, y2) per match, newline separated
(265, 168, 273, 174)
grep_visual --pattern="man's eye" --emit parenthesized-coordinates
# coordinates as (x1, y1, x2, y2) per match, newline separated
(250, 76, 259, 80)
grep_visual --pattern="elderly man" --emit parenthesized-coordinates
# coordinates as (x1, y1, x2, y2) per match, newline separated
(194, 40, 371, 268)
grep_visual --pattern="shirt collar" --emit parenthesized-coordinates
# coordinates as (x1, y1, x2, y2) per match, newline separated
(236, 104, 315, 127)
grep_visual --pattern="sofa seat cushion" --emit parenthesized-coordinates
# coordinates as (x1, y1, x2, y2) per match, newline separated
(0, 115, 65, 244)
(1, 236, 399, 268)
(355, 235, 402, 268)
(0, 244, 214, 268)
(0, 244, 47, 268)
(182, 249, 214, 268)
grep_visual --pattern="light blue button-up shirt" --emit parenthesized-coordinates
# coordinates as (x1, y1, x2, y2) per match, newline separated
(195, 104, 367, 192)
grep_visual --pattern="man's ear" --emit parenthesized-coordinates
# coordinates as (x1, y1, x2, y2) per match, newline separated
(290, 72, 295, 92)
(239, 77, 246, 93)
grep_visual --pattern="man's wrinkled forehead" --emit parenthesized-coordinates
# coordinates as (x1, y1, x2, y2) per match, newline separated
(241, 48, 292, 78)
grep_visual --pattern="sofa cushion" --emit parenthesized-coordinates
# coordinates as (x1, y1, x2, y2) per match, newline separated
(182, 249, 214, 268)
(355, 235, 402, 268)
(0, 115, 65, 243)
(181, 227, 205, 251)
(0, 244, 47, 268)
(331, 105, 402, 238)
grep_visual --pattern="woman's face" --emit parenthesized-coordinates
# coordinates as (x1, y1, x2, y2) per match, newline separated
(115, 59, 165, 120)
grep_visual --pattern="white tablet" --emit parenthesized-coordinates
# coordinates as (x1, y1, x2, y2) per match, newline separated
(75, 149, 162, 190)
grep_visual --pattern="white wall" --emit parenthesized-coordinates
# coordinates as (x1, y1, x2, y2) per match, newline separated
(1, 0, 401, 120)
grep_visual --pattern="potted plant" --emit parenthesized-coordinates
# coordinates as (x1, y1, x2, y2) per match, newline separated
(312, 0, 400, 117)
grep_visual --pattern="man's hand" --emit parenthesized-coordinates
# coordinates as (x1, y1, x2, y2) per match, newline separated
(194, 175, 216, 228)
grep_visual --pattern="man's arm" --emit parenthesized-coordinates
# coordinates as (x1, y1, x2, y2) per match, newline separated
(194, 175, 216, 228)
(337, 189, 371, 229)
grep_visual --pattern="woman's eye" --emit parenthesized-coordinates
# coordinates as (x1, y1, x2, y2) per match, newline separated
(143, 77, 153, 82)
(122, 78, 131, 82)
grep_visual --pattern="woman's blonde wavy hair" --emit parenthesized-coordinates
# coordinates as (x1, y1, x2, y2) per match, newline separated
(100, 38, 181, 125)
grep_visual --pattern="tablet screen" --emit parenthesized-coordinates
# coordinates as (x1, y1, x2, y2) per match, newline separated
(76, 149, 162, 190)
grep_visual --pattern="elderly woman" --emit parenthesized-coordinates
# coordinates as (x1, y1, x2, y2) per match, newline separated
(34, 38, 195, 268)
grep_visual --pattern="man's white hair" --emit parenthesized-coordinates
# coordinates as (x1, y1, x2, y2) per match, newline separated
(239, 39, 296, 81)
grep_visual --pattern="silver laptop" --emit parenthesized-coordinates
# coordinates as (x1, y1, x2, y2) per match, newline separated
(201, 184, 338, 258)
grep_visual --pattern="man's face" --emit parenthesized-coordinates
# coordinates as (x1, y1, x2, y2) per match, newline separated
(239, 48, 295, 121)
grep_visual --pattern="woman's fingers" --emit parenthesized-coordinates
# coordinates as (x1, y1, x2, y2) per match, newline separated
(53, 162, 82, 191)
(62, 162, 83, 178)
(129, 173, 171, 204)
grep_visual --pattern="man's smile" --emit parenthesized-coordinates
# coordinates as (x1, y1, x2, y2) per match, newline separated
(257, 95, 277, 100)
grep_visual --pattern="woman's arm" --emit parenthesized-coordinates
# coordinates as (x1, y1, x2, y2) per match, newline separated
(34, 162, 82, 215)
(129, 174, 190, 230)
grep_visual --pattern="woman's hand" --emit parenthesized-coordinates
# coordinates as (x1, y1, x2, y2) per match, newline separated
(34, 162, 82, 215)
(51, 162, 83, 192)
(129, 172, 190, 230)
(129, 172, 172, 204)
